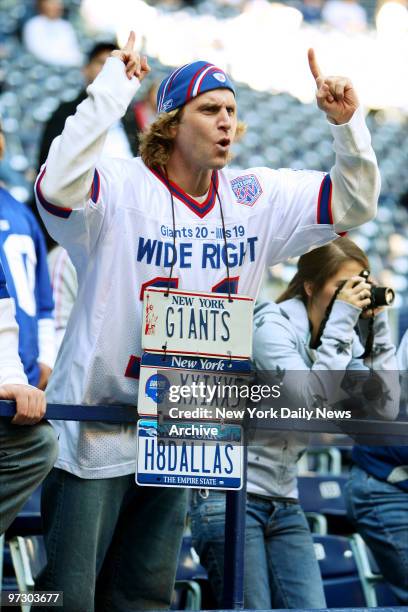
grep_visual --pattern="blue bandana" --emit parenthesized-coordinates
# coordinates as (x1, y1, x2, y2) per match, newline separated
(157, 61, 236, 114)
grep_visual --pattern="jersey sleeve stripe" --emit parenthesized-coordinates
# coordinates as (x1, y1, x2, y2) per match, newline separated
(90, 169, 101, 204)
(124, 355, 141, 380)
(36, 167, 73, 219)
(317, 174, 333, 224)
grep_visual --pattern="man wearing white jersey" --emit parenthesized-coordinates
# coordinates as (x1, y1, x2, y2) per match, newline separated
(34, 32, 380, 611)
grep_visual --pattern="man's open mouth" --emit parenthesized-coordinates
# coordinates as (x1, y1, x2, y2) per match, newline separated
(216, 138, 230, 149)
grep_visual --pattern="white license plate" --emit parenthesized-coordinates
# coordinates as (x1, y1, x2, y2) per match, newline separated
(142, 288, 254, 359)
(136, 419, 243, 490)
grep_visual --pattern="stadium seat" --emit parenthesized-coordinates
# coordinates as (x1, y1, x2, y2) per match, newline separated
(350, 533, 399, 607)
(314, 534, 366, 607)
(298, 474, 353, 534)
(305, 512, 328, 535)
(173, 534, 208, 610)
(299, 446, 342, 475)
(298, 474, 347, 512)
(8, 535, 43, 612)
(172, 579, 201, 611)
(176, 534, 208, 582)
(0, 487, 43, 609)
(0, 536, 20, 604)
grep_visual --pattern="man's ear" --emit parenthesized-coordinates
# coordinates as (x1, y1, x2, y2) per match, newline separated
(304, 281, 313, 298)
(169, 123, 178, 138)
(169, 108, 183, 138)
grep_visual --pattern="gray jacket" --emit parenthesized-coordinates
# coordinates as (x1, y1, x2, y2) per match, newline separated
(248, 297, 399, 499)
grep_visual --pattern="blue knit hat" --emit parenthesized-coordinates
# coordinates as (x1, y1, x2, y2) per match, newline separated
(157, 61, 235, 114)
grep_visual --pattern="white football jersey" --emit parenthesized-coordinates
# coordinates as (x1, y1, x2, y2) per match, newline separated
(35, 157, 338, 477)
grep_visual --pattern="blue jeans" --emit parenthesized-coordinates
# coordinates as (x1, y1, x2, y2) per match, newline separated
(0, 418, 57, 534)
(345, 465, 408, 604)
(190, 490, 326, 609)
(35, 468, 188, 612)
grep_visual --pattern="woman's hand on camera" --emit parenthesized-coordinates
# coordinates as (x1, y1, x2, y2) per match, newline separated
(337, 276, 372, 310)
(360, 275, 386, 319)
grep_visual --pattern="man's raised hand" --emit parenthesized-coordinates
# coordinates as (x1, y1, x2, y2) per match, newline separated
(111, 31, 150, 81)
(308, 48, 359, 125)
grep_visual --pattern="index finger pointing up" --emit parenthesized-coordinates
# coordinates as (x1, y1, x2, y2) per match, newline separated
(308, 48, 322, 82)
(123, 30, 136, 52)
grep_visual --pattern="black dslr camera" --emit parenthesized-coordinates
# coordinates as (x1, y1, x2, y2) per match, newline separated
(358, 270, 395, 310)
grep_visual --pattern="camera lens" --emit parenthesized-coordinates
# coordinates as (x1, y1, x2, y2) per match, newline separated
(384, 288, 395, 305)
(372, 287, 395, 307)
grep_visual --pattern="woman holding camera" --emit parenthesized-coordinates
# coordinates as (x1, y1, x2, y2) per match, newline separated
(190, 237, 398, 609)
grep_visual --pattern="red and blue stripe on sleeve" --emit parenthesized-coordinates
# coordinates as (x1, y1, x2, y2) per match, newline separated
(317, 174, 333, 225)
(36, 168, 101, 218)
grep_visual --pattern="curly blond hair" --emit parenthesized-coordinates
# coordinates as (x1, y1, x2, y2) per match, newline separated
(140, 109, 246, 169)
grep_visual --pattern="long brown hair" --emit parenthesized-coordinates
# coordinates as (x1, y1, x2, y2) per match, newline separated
(277, 237, 369, 304)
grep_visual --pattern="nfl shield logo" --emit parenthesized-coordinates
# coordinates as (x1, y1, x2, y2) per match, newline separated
(231, 174, 262, 207)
